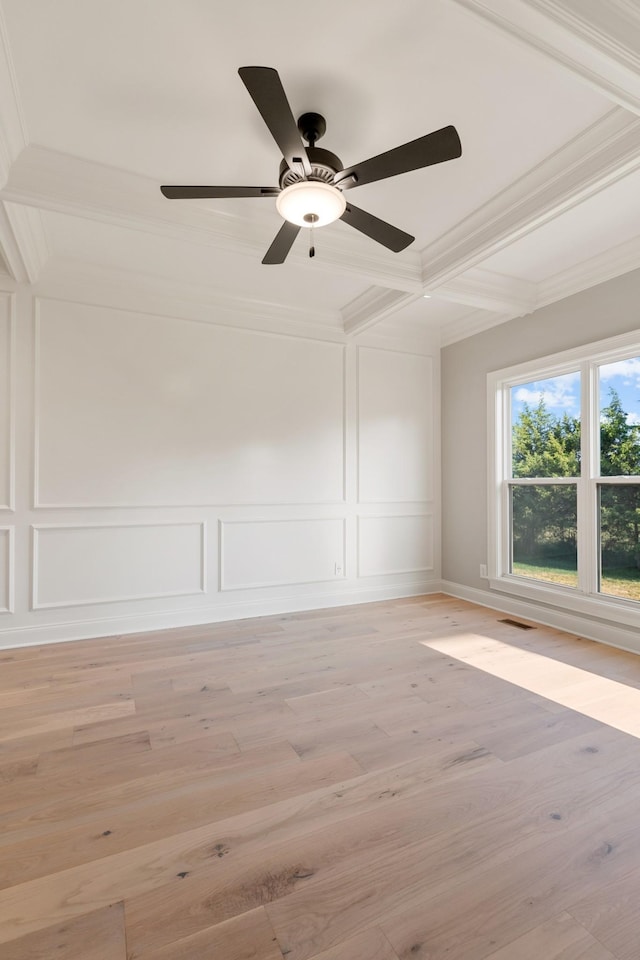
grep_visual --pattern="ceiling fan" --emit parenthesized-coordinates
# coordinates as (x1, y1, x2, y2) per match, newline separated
(161, 66, 462, 264)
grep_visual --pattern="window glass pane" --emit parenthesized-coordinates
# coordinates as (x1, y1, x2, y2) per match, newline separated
(599, 357, 640, 476)
(599, 484, 640, 602)
(511, 484, 577, 587)
(511, 373, 580, 478)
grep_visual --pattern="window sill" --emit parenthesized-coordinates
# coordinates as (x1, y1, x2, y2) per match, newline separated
(488, 575, 640, 631)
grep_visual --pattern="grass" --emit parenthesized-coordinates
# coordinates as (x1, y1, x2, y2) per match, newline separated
(512, 559, 640, 601)
(512, 561, 578, 589)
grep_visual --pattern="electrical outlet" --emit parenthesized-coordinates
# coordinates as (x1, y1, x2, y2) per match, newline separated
(480, 564, 488, 579)
(334, 562, 343, 576)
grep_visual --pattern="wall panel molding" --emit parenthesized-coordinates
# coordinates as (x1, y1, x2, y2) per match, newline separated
(357, 346, 434, 504)
(220, 517, 346, 591)
(0, 293, 14, 510)
(33, 297, 346, 509)
(358, 514, 435, 578)
(0, 526, 14, 613)
(32, 521, 206, 610)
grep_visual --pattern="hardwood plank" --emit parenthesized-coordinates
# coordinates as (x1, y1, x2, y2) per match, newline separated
(265, 727, 640, 959)
(37, 730, 151, 775)
(0, 742, 313, 861)
(0, 730, 240, 823)
(0, 700, 136, 742)
(129, 906, 283, 960)
(568, 869, 640, 960)
(484, 912, 616, 959)
(123, 742, 498, 956)
(307, 927, 399, 960)
(0, 751, 364, 942)
(6, 903, 126, 960)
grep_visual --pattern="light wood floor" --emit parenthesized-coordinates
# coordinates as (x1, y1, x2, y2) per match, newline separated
(2, 595, 640, 960)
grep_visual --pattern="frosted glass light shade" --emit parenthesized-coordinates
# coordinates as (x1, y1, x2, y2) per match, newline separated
(276, 181, 346, 227)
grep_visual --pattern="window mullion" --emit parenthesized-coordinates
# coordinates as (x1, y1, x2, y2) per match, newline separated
(577, 361, 595, 596)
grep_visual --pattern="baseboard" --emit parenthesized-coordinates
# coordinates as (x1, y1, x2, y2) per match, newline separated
(0, 578, 441, 650)
(441, 579, 640, 657)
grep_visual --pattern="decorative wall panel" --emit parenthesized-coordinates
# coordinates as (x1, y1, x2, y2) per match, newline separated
(358, 347, 433, 503)
(35, 299, 345, 506)
(220, 517, 345, 590)
(33, 522, 205, 608)
(358, 514, 434, 577)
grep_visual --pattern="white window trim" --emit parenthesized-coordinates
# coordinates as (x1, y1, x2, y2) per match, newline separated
(488, 327, 640, 632)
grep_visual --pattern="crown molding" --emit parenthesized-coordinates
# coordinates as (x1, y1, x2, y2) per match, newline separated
(1, 145, 423, 295)
(2, 201, 49, 282)
(34, 256, 347, 343)
(439, 231, 640, 345)
(440, 308, 516, 347)
(0, 271, 15, 292)
(451, 0, 640, 114)
(421, 108, 640, 290)
(538, 232, 640, 307)
(436, 267, 537, 315)
(0, 201, 28, 281)
(341, 287, 421, 337)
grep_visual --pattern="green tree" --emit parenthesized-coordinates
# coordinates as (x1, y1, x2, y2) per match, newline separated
(511, 400, 580, 565)
(599, 388, 640, 569)
(512, 401, 579, 478)
(511, 388, 640, 575)
(600, 388, 640, 476)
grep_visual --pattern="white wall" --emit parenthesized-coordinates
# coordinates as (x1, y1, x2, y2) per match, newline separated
(0, 283, 439, 647)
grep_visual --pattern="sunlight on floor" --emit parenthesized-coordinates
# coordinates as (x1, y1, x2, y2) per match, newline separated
(421, 633, 640, 739)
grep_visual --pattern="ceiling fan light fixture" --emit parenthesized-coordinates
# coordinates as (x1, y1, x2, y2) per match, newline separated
(276, 180, 346, 227)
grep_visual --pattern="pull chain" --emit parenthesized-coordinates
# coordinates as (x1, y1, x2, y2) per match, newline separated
(305, 212, 318, 258)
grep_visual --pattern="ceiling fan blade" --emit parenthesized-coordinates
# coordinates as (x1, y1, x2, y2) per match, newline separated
(238, 66, 312, 178)
(340, 202, 414, 252)
(262, 221, 301, 264)
(161, 185, 279, 199)
(335, 125, 461, 190)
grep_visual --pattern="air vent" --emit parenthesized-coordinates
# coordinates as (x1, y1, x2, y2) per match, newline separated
(498, 618, 535, 630)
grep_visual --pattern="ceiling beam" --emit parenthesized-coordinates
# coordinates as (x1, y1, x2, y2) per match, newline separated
(435, 268, 537, 316)
(452, 0, 640, 114)
(342, 288, 422, 337)
(421, 108, 640, 290)
(1, 145, 424, 296)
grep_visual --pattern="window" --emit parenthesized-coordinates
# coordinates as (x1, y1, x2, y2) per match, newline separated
(488, 331, 640, 628)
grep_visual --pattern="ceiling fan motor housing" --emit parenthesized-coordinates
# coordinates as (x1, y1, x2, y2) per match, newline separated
(279, 147, 343, 188)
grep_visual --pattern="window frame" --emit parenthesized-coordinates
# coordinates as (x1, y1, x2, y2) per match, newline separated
(488, 328, 640, 630)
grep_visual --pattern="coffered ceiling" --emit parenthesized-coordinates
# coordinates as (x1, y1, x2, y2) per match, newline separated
(0, 0, 638, 343)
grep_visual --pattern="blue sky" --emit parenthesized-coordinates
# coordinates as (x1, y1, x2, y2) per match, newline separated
(511, 356, 640, 427)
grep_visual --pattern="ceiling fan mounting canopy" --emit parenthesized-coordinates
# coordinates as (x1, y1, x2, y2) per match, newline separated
(160, 66, 462, 264)
(297, 111, 327, 146)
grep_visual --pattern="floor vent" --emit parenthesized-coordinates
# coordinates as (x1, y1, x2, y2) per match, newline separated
(498, 618, 535, 630)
